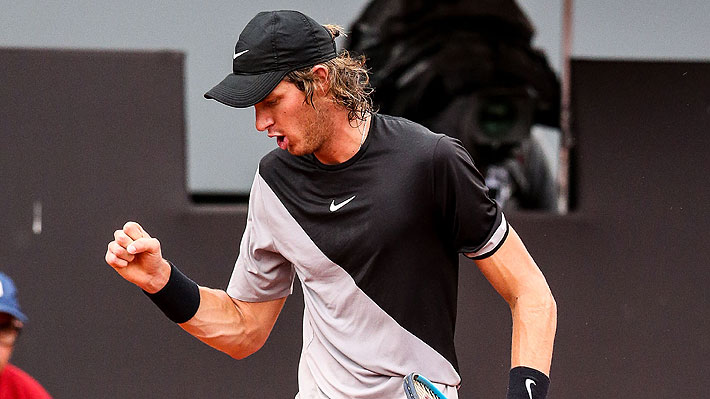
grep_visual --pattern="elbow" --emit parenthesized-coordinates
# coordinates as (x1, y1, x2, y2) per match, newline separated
(537, 287, 557, 319)
(545, 291, 558, 322)
(227, 346, 254, 360)
(225, 327, 270, 360)
(228, 344, 261, 360)
(229, 350, 255, 361)
(511, 285, 557, 321)
(537, 285, 556, 313)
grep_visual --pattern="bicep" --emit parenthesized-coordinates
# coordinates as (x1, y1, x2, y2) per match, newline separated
(469, 226, 549, 304)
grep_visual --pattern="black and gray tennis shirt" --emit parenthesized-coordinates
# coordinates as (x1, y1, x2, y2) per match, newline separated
(227, 113, 508, 398)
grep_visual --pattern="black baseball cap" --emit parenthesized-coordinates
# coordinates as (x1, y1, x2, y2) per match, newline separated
(204, 10, 338, 108)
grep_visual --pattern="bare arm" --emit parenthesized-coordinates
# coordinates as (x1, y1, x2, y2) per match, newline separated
(105, 221, 285, 360)
(469, 225, 557, 375)
(179, 289, 286, 359)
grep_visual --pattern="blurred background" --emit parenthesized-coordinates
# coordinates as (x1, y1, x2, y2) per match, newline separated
(1, 1, 709, 398)
(2, 0, 708, 201)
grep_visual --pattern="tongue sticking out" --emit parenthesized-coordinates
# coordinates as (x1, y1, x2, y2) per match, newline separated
(277, 136, 289, 150)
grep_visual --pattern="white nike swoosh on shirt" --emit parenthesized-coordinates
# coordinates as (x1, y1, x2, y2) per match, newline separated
(329, 195, 356, 212)
(526, 379, 536, 399)
(233, 49, 249, 59)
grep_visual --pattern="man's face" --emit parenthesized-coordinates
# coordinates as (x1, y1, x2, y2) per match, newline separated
(254, 80, 334, 156)
(0, 313, 21, 372)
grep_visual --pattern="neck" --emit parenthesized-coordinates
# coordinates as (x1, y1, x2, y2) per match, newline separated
(313, 110, 370, 165)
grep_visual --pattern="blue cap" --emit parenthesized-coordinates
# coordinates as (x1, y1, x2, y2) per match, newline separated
(0, 272, 28, 323)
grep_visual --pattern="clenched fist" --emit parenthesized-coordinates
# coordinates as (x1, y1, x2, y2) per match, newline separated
(105, 221, 171, 293)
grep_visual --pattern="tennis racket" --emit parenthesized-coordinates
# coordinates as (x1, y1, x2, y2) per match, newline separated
(403, 373, 449, 399)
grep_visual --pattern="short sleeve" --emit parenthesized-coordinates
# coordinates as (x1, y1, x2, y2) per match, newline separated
(227, 169, 295, 301)
(432, 136, 509, 259)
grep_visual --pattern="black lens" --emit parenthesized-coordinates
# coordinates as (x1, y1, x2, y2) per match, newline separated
(477, 97, 518, 141)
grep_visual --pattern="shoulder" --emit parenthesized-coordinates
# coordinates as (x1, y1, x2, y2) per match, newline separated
(374, 113, 437, 136)
(372, 113, 445, 152)
(0, 364, 52, 398)
(432, 134, 471, 163)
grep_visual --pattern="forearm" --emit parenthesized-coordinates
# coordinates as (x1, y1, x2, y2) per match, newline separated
(143, 262, 286, 360)
(180, 287, 287, 360)
(510, 288, 557, 375)
(107, 226, 285, 360)
(178, 287, 264, 359)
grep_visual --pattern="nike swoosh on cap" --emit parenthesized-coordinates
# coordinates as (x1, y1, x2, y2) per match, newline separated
(233, 49, 249, 59)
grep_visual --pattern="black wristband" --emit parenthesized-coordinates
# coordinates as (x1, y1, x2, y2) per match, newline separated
(143, 262, 200, 324)
(507, 366, 550, 399)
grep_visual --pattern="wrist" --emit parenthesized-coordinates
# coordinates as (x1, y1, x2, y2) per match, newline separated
(507, 366, 549, 399)
(143, 261, 201, 323)
(144, 259, 172, 294)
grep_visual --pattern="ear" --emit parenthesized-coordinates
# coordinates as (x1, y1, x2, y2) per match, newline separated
(311, 64, 330, 96)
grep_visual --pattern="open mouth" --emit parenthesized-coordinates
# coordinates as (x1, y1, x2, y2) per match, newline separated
(276, 136, 289, 150)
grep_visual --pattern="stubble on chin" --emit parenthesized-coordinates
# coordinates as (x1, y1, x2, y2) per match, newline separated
(293, 105, 334, 156)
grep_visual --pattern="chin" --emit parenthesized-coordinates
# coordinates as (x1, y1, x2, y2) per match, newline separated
(286, 146, 305, 156)
(287, 143, 314, 156)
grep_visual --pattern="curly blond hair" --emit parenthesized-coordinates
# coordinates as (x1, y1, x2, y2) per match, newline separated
(284, 25, 374, 123)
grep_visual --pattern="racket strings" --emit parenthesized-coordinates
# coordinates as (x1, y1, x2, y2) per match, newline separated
(414, 380, 439, 399)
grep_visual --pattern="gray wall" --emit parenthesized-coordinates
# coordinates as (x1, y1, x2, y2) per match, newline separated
(2, 48, 709, 397)
(2, 1, 708, 194)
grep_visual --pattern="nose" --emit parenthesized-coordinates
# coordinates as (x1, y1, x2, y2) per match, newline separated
(254, 105, 274, 132)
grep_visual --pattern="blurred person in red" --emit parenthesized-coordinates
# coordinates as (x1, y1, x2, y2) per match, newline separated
(0, 271, 51, 398)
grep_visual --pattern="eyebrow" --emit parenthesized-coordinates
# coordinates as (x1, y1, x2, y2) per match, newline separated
(263, 92, 282, 102)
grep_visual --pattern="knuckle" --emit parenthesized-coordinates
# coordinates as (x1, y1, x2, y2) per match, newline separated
(108, 241, 121, 253)
(105, 252, 116, 264)
(114, 230, 128, 243)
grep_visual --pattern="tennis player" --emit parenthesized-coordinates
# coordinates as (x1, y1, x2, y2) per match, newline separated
(105, 10, 556, 399)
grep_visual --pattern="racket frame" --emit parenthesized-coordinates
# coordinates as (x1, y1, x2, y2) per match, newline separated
(403, 372, 448, 399)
